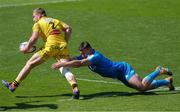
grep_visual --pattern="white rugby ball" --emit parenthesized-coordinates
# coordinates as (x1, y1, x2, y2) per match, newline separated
(19, 42, 36, 53)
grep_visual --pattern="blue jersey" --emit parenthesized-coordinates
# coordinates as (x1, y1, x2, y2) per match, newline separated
(77, 50, 136, 86)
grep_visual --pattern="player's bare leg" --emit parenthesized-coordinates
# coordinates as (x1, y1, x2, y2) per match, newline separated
(59, 59, 80, 99)
(16, 53, 45, 82)
(141, 66, 173, 88)
(128, 74, 147, 92)
(2, 53, 45, 92)
(128, 67, 175, 92)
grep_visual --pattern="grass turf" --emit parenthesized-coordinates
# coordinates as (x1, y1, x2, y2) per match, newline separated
(0, 0, 180, 111)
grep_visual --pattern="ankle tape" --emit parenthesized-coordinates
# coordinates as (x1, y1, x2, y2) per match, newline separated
(71, 83, 78, 89)
(13, 80, 20, 86)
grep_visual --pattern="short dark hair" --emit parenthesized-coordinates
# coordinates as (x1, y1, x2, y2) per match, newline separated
(79, 41, 92, 51)
(33, 8, 47, 16)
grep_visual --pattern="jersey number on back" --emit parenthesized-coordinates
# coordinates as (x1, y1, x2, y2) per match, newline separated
(45, 18, 57, 29)
(49, 21, 57, 29)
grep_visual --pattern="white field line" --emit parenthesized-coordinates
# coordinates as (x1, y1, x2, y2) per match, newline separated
(77, 78, 123, 85)
(76, 78, 180, 91)
(0, 0, 83, 8)
(150, 86, 180, 91)
(59, 78, 180, 102)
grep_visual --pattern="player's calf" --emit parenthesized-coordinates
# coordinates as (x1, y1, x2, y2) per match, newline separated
(142, 79, 151, 88)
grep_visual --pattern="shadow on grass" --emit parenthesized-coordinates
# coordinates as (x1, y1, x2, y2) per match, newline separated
(0, 101, 58, 111)
(16, 94, 63, 98)
(62, 89, 180, 100)
(61, 91, 158, 100)
(15, 89, 180, 100)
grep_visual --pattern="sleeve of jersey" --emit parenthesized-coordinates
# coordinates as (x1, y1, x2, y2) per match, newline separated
(32, 23, 40, 32)
(87, 54, 100, 64)
(75, 55, 83, 60)
(60, 21, 67, 27)
(59, 21, 68, 30)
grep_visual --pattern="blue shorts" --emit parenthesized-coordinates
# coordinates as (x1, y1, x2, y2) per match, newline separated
(124, 64, 136, 81)
(117, 62, 136, 87)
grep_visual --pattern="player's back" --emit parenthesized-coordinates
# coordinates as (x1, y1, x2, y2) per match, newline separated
(88, 50, 126, 78)
(35, 17, 66, 42)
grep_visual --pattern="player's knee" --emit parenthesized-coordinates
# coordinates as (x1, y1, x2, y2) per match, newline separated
(133, 85, 147, 92)
(59, 67, 74, 81)
(25, 61, 36, 69)
(142, 79, 150, 88)
(59, 67, 69, 75)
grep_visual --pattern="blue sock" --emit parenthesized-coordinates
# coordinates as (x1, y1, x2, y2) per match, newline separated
(151, 79, 169, 89)
(144, 69, 160, 84)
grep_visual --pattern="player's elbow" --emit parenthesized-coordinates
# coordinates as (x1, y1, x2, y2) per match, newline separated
(70, 60, 81, 68)
(75, 62, 83, 68)
(74, 61, 86, 68)
(65, 26, 72, 33)
(68, 27, 72, 34)
(69, 26, 72, 31)
(79, 60, 89, 67)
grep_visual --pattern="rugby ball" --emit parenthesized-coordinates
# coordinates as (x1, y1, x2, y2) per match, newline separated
(19, 42, 36, 53)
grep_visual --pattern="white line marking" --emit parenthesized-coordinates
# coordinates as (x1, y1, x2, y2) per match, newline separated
(77, 78, 123, 85)
(150, 86, 180, 91)
(58, 98, 73, 102)
(58, 97, 84, 101)
(0, 0, 83, 8)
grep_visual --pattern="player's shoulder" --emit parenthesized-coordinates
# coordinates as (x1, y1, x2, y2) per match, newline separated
(48, 17, 61, 22)
(38, 17, 58, 23)
(32, 22, 40, 29)
(33, 22, 39, 26)
(39, 17, 51, 23)
(89, 50, 102, 59)
(93, 50, 102, 56)
(87, 50, 102, 63)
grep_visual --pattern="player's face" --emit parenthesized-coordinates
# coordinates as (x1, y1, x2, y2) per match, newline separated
(80, 50, 86, 57)
(80, 48, 90, 57)
(32, 12, 41, 22)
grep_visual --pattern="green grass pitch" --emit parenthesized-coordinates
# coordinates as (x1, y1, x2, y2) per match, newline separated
(0, 0, 180, 111)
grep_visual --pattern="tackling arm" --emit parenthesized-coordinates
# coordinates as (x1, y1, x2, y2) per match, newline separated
(52, 59, 91, 69)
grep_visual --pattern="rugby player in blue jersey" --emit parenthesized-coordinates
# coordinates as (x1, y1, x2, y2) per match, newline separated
(52, 41, 175, 92)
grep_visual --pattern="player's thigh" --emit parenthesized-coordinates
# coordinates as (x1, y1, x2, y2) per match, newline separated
(36, 44, 63, 61)
(27, 52, 45, 66)
(28, 52, 42, 62)
(128, 74, 145, 90)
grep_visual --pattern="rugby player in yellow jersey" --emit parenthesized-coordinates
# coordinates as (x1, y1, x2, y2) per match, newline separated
(2, 8, 80, 99)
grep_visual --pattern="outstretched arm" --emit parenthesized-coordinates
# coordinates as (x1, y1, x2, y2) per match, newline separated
(52, 58, 91, 69)
(20, 31, 39, 53)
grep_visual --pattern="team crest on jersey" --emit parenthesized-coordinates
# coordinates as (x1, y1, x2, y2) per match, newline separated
(88, 65, 96, 71)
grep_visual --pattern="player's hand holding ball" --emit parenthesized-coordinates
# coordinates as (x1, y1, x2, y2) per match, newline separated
(19, 42, 36, 54)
